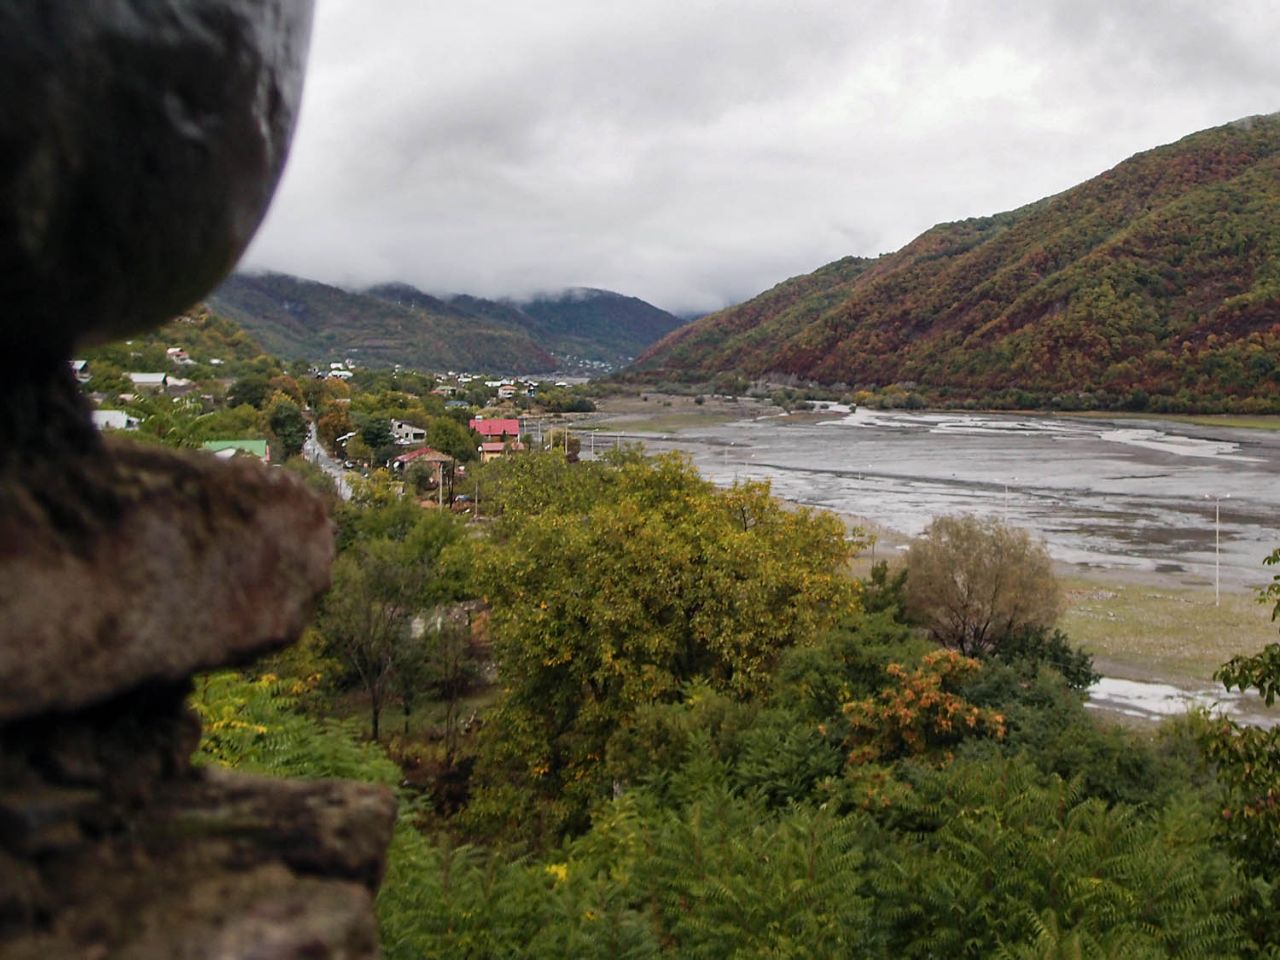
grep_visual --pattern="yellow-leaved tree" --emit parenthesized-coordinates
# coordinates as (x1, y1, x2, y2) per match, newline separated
(466, 451, 862, 842)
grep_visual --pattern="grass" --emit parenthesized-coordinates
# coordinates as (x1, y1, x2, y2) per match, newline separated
(1060, 410, 1280, 431)
(587, 410, 745, 433)
(1060, 575, 1277, 683)
(1156, 414, 1280, 431)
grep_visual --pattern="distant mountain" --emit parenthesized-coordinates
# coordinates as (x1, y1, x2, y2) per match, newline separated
(210, 274, 686, 374)
(636, 115, 1280, 411)
(511, 288, 687, 364)
(210, 273, 556, 373)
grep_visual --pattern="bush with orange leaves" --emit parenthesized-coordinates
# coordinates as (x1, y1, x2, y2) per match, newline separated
(842, 649, 1005, 764)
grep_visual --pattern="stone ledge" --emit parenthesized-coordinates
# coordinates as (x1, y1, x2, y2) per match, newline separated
(162, 767, 399, 892)
(0, 764, 396, 958)
(0, 441, 334, 721)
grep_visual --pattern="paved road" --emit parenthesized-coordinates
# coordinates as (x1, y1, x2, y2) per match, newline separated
(303, 422, 352, 501)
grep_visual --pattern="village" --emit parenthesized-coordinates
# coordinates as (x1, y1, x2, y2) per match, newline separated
(71, 310, 608, 513)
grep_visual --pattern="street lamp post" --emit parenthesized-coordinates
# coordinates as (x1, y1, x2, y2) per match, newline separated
(1003, 477, 1019, 520)
(1205, 493, 1230, 606)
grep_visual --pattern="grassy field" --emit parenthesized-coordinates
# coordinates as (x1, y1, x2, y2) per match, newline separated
(1060, 575, 1276, 683)
(1061, 410, 1280, 431)
(581, 411, 746, 434)
(584, 392, 777, 435)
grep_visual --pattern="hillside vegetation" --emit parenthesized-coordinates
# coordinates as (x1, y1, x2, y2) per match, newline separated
(211, 273, 685, 374)
(637, 114, 1280, 412)
(211, 273, 558, 373)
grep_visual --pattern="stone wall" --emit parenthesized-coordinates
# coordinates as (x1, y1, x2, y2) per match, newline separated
(0, 5, 397, 956)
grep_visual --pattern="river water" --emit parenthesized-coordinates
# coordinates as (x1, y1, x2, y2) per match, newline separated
(579, 405, 1280, 722)
(628, 406, 1280, 593)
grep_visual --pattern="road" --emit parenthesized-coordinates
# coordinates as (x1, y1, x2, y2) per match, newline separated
(303, 422, 352, 501)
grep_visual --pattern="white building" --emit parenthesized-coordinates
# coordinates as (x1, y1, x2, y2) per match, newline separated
(92, 409, 139, 431)
(127, 372, 167, 390)
(390, 419, 427, 445)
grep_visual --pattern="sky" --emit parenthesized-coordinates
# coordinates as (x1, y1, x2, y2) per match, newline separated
(241, 0, 1280, 315)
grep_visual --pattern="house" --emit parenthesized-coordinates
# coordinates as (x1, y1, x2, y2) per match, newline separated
(392, 445, 453, 469)
(165, 377, 196, 397)
(91, 409, 139, 431)
(201, 439, 270, 463)
(127, 372, 167, 391)
(69, 359, 91, 383)
(469, 417, 521, 441)
(497, 383, 517, 400)
(166, 346, 193, 365)
(479, 440, 526, 464)
(391, 419, 427, 445)
(391, 446, 455, 493)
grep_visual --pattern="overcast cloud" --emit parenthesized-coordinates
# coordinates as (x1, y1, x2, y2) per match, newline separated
(241, 0, 1280, 314)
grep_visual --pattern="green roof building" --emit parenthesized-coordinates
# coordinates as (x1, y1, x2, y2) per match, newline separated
(201, 439, 270, 463)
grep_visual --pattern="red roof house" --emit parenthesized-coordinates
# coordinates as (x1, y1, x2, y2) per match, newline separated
(469, 417, 521, 440)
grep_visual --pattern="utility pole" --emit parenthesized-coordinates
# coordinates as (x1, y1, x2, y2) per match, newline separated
(1003, 477, 1019, 520)
(1205, 493, 1230, 606)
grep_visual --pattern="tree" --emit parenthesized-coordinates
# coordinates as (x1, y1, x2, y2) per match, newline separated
(467, 453, 860, 839)
(1196, 549, 1280, 950)
(426, 416, 479, 463)
(266, 394, 308, 459)
(905, 514, 1061, 656)
(227, 373, 273, 409)
(361, 417, 394, 450)
(316, 406, 355, 452)
(842, 649, 1006, 765)
(318, 539, 432, 740)
(420, 607, 477, 762)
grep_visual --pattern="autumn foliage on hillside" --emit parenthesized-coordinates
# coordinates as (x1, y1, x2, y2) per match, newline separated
(637, 115, 1280, 411)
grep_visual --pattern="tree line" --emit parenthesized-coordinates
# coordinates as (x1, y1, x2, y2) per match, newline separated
(193, 448, 1280, 958)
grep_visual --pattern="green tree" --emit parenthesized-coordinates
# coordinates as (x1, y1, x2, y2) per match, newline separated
(266, 394, 308, 459)
(467, 453, 860, 840)
(426, 416, 479, 463)
(317, 539, 432, 740)
(905, 514, 1062, 656)
(361, 417, 394, 450)
(227, 373, 273, 409)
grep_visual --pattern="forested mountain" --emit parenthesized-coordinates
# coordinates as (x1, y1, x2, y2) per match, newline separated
(371, 284, 685, 366)
(513, 288, 687, 363)
(636, 114, 1280, 411)
(210, 273, 686, 374)
(210, 273, 558, 373)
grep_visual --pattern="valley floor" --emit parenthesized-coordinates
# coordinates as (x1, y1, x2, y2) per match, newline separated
(580, 392, 1280, 715)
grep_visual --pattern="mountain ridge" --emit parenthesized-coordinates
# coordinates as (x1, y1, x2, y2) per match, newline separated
(635, 114, 1280, 411)
(210, 273, 686, 374)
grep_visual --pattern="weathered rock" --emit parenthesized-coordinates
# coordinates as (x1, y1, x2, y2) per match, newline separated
(0, 696, 398, 954)
(0, 441, 334, 721)
(0, 0, 314, 364)
(0, 4, 401, 957)
(2, 865, 380, 960)
(163, 767, 399, 892)
(2, 682, 200, 803)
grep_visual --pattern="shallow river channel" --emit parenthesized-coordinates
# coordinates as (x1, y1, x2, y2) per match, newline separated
(611, 407, 1280, 724)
